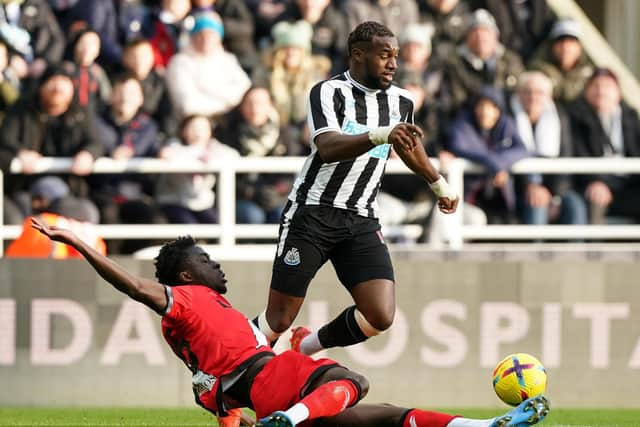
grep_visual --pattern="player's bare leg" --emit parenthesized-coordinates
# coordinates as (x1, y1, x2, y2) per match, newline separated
(295, 279, 395, 355)
(255, 288, 305, 343)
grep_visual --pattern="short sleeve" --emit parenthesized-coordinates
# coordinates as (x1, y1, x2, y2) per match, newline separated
(308, 81, 342, 141)
(162, 286, 192, 320)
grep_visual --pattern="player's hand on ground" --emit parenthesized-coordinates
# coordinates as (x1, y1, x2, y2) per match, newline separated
(30, 216, 78, 246)
(437, 195, 459, 214)
(388, 123, 423, 152)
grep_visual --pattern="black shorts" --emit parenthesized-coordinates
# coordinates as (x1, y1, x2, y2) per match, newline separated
(270, 202, 395, 297)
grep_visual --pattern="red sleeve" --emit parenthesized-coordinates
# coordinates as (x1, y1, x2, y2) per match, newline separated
(162, 286, 192, 321)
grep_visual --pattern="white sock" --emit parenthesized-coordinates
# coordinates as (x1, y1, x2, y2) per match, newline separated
(283, 402, 310, 425)
(299, 331, 324, 355)
(256, 310, 280, 342)
(446, 417, 495, 427)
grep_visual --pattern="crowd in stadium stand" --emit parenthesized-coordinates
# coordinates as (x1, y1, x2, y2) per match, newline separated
(0, 0, 639, 254)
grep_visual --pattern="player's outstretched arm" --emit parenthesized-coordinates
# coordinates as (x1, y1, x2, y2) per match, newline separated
(391, 128, 459, 214)
(30, 217, 168, 313)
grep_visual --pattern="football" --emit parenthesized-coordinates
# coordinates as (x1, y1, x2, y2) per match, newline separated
(492, 353, 547, 406)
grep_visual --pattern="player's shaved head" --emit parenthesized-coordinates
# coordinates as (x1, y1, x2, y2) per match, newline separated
(347, 21, 395, 56)
(155, 236, 197, 286)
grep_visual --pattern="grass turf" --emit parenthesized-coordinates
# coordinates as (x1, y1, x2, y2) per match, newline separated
(0, 408, 638, 426)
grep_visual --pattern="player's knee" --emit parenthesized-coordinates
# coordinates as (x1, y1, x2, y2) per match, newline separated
(357, 309, 394, 334)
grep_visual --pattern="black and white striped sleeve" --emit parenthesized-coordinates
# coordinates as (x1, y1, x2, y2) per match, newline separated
(308, 80, 343, 141)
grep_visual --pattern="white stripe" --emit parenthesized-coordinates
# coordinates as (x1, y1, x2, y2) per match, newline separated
(276, 202, 298, 257)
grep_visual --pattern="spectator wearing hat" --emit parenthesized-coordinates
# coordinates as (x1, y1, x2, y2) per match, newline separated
(165, 11, 250, 119)
(445, 8, 524, 111)
(529, 19, 594, 105)
(448, 85, 531, 224)
(509, 71, 587, 226)
(567, 68, 640, 224)
(471, 0, 555, 62)
(191, 0, 259, 74)
(5, 175, 105, 259)
(281, 0, 349, 76)
(252, 20, 329, 147)
(0, 65, 103, 209)
(418, 0, 473, 65)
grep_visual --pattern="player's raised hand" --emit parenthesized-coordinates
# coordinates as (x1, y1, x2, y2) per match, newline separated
(388, 123, 423, 152)
(30, 216, 78, 246)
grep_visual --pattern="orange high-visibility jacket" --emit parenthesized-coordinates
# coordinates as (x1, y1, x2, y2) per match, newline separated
(6, 213, 107, 258)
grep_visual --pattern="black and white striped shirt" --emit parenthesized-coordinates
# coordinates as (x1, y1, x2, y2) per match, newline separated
(288, 71, 415, 218)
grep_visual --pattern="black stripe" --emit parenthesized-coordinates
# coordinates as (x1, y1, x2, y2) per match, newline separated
(352, 87, 367, 124)
(295, 153, 323, 204)
(346, 157, 378, 211)
(333, 88, 346, 128)
(319, 160, 355, 205)
(366, 178, 383, 218)
(309, 82, 327, 129)
(399, 95, 414, 124)
(376, 92, 390, 126)
(330, 73, 347, 81)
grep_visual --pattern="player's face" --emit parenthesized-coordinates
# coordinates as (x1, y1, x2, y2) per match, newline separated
(183, 246, 228, 293)
(363, 36, 398, 90)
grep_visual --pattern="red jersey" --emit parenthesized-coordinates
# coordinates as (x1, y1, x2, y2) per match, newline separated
(161, 285, 273, 413)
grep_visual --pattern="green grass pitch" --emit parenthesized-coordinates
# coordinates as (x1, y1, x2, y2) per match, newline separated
(0, 408, 638, 426)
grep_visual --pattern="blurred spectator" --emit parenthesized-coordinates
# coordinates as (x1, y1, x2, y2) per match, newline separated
(253, 20, 329, 146)
(217, 86, 292, 224)
(121, 38, 176, 139)
(529, 19, 593, 105)
(470, 0, 555, 62)
(55, 0, 121, 69)
(165, 11, 250, 119)
(509, 71, 587, 225)
(343, 0, 418, 38)
(192, 0, 259, 73)
(446, 8, 524, 111)
(0, 38, 20, 123)
(448, 86, 530, 224)
(93, 72, 161, 224)
(282, 0, 348, 75)
(116, 0, 149, 45)
(156, 114, 240, 224)
(6, 175, 105, 258)
(396, 23, 453, 148)
(418, 0, 472, 64)
(0, 0, 65, 80)
(96, 73, 160, 161)
(568, 68, 640, 224)
(0, 65, 102, 203)
(247, 0, 288, 47)
(63, 27, 111, 115)
(144, 0, 193, 69)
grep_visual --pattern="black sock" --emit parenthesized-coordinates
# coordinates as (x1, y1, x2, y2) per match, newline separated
(317, 306, 368, 349)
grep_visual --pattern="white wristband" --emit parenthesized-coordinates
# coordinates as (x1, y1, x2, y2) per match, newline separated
(429, 175, 456, 199)
(368, 125, 394, 146)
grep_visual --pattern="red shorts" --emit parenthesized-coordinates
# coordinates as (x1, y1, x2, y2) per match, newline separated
(250, 350, 339, 419)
